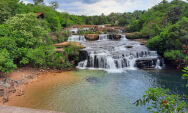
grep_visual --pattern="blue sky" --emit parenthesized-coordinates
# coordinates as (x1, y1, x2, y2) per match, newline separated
(21, 0, 186, 16)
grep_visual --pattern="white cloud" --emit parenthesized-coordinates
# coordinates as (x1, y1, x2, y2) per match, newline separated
(20, 0, 32, 4)
(57, 0, 164, 15)
(21, 0, 187, 16)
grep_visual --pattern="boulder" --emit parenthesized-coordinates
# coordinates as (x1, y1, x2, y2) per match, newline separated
(113, 34, 121, 40)
(79, 50, 88, 62)
(136, 58, 158, 69)
(85, 34, 99, 41)
(108, 34, 121, 40)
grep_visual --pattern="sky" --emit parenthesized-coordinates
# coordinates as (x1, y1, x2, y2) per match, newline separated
(21, 0, 186, 16)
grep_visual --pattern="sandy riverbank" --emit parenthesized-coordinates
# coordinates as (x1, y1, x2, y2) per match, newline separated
(0, 67, 79, 109)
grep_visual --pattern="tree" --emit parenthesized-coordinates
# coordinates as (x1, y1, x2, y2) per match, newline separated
(49, 1, 58, 10)
(33, 0, 44, 5)
(0, 0, 19, 24)
(160, 0, 168, 4)
(1, 13, 51, 66)
(0, 49, 16, 73)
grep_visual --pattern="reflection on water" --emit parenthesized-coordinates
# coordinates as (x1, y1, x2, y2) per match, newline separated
(23, 69, 187, 113)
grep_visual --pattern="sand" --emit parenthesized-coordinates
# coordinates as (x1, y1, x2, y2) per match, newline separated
(0, 67, 79, 109)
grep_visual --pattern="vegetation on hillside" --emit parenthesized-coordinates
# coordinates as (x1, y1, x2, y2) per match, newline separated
(125, 0, 188, 66)
(0, 0, 83, 73)
(82, 0, 188, 66)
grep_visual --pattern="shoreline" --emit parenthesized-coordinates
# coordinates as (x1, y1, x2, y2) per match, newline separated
(0, 67, 78, 108)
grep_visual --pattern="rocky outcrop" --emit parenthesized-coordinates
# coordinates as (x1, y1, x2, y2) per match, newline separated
(54, 42, 85, 48)
(108, 34, 121, 40)
(136, 58, 158, 69)
(113, 34, 121, 40)
(79, 50, 88, 62)
(85, 34, 99, 41)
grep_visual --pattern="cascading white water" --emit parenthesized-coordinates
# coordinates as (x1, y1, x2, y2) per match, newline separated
(155, 59, 161, 69)
(68, 34, 164, 72)
(121, 35, 127, 40)
(99, 34, 109, 40)
(68, 35, 86, 42)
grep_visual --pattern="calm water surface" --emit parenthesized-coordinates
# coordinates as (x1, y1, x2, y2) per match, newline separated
(26, 69, 187, 113)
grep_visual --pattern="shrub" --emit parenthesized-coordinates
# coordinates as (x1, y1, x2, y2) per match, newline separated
(146, 36, 164, 55)
(135, 87, 187, 113)
(0, 37, 18, 59)
(164, 50, 185, 60)
(0, 49, 17, 73)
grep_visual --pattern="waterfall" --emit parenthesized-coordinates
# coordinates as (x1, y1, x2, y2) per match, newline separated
(99, 34, 109, 40)
(68, 35, 86, 42)
(121, 35, 127, 40)
(67, 34, 164, 72)
(155, 59, 161, 69)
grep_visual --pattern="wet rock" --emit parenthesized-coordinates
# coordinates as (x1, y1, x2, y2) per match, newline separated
(140, 43, 145, 45)
(79, 50, 88, 62)
(126, 46, 133, 48)
(108, 34, 121, 40)
(85, 34, 99, 41)
(113, 34, 121, 40)
(136, 58, 158, 69)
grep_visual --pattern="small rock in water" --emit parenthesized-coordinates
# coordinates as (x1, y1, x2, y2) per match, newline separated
(126, 45, 133, 48)
(86, 77, 99, 84)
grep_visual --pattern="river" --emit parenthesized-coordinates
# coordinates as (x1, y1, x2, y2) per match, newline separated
(12, 69, 187, 113)
(7, 34, 187, 113)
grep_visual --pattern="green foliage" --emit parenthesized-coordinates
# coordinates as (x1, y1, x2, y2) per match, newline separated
(49, 1, 59, 10)
(0, 12, 80, 73)
(0, 37, 18, 59)
(164, 50, 185, 60)
(4, 13, 50, 48)
(0, 0, 19, 24)
(146, 36, 164, 55)
(126, 32, 143, 39)
(33, 0, 44, 5)
(25, 45, 54, 67)
(64, 44, 81, 63)
(55, 30, 71, 43)
(147, 16, 188, 61)
(141, 18, 162, 38)
(0, 49, 16, 73)
(135, 87, 188, 113)
(182, 66, 188, 87)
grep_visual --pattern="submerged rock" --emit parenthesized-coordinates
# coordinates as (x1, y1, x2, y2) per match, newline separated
(86, 77, 99, 84)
